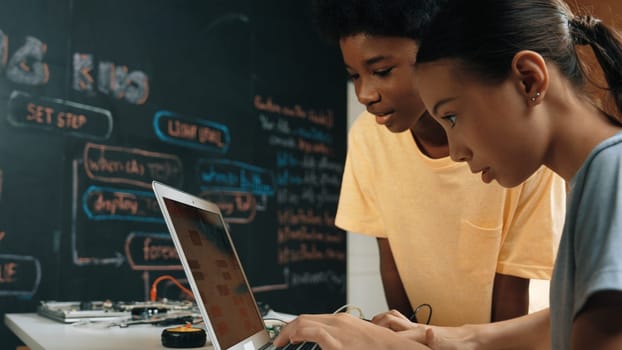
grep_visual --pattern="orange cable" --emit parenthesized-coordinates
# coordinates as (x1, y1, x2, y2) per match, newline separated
(150, 275, 194, 302)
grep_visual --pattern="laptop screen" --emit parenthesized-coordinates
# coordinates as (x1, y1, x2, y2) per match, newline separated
(163, 197, 264, 349)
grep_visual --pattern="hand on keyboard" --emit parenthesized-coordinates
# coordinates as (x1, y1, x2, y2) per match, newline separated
(272, 313, 431, 350)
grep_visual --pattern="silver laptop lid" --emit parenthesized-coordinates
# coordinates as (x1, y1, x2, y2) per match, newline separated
(152, 181, 272, 350)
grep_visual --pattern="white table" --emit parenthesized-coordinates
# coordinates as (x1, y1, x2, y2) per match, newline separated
(5, 313, 213, 350)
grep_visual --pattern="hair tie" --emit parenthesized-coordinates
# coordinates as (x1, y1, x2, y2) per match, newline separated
(569, 15, 601, 46)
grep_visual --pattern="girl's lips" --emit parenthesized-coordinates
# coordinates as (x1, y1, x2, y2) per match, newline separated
(374, 112, 393, 125)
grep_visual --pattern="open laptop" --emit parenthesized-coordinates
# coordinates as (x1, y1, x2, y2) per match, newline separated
(152, 181, 316, 350)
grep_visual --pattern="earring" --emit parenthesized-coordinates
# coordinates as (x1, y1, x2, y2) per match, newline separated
(530, 92, 541, 102)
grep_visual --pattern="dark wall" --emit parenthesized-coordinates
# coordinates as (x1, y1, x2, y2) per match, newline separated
(0, 1, 347, 348)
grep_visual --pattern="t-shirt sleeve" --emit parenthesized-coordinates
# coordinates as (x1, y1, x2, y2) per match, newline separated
(334, 116, 386, 237)
(573, 149, 622, 316)
(496, 166, 566, 279)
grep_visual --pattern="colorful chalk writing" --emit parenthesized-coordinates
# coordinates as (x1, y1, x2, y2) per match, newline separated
(278, 244, 346, 263)
(254, 95, 334, 129)
(125, 232, 181, 271)
(268, 122, 346, 268)
(277, 226, 344, 244)
(289, 270, 345, 288)
(7, 91, 113, 139)
(256, 94, 336, 157)
(82, 185, 163, 222)
(259, 115, 333, 144)
(275, 152, 343, 207)
(73, 53, 149, 104)
(199, 190, 256, 224)
(2, 34, 49, 86)
(0, 28, 151, 105)
(153, 110, 230, 153)
(83, 143, 183, 189)
(260, 113, 334, 155)
(198, 159, 275, 196)
(0, 3, 347, 335)
(71, 161, 125, 267)
(0, 254, 41, 296)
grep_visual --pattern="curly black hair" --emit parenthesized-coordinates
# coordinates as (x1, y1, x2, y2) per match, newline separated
(311, 0, 447, 44)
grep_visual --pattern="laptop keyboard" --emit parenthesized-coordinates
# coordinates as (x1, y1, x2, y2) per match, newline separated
(261, 341, 320, 350)
(279, 342, 319, 350)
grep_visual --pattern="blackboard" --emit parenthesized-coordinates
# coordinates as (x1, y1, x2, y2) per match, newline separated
(0, 1, 347, 348)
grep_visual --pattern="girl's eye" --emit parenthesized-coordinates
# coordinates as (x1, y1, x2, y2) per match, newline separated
(442, 114, 457, 128)
(347, 73, 360, 81)
(374, 67, 393, 77)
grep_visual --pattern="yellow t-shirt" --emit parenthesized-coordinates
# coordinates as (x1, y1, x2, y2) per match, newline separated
(336, 112, 565, 326)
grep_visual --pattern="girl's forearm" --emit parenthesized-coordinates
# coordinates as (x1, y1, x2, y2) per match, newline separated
(475, 308, 550, 350)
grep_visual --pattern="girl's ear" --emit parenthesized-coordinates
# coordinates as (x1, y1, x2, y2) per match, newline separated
(511, 50, 549, 106)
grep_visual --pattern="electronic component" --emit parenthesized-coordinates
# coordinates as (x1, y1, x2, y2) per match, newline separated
(37, 300, 196, 323)
(161, 325, 206, 348)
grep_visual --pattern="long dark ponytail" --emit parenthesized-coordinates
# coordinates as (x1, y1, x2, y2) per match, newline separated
(570, 15, 622, 113)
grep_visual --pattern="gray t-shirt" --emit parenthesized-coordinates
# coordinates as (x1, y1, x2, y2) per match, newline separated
(550, 131, 622, 349)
